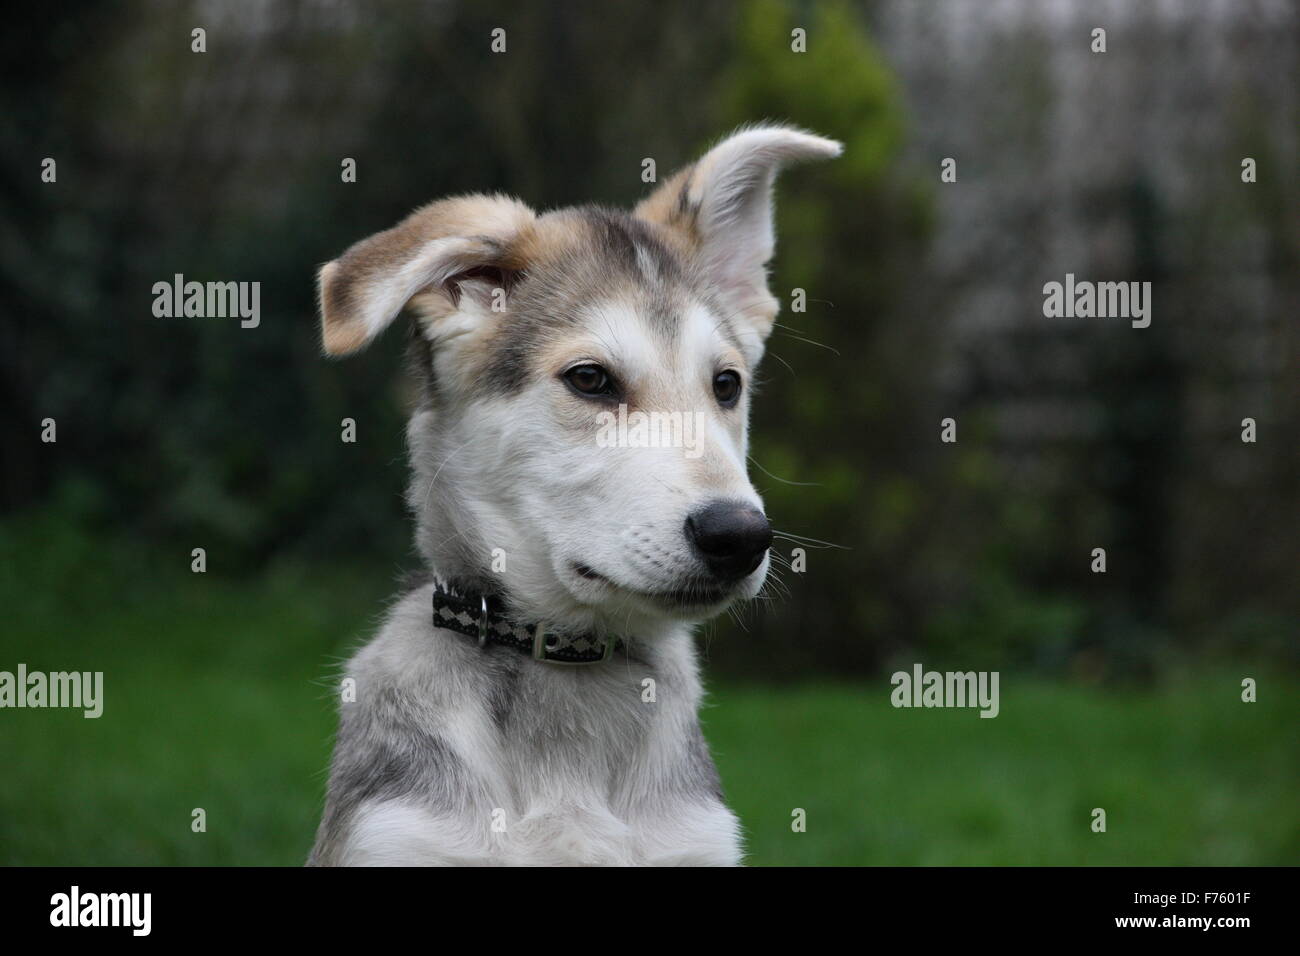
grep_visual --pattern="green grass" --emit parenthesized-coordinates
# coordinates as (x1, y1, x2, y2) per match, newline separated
(1, 519, 1296, 865)
(711, 680, 1298, 865)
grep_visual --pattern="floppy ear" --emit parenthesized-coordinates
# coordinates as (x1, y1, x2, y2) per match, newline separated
(316, 194, 535, 356)
(634, 124, 841, 343)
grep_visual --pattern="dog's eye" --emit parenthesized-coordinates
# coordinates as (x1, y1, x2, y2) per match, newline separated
(564, 363, 614, 397)
(713, 370, 742, 406)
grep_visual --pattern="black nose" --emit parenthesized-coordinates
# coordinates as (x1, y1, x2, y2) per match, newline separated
(685, 500, 773, 580)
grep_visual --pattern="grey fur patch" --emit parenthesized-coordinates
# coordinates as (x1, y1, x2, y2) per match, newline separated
(404, 320, 438, 405)
(308, 681, 470, 866)
(398, 563, 436, 593)
(685, 723, 726, 803)
(483, 647, 524, 732)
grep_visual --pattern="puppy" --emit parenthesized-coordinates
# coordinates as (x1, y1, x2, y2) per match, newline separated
(309, 124, 840, 865)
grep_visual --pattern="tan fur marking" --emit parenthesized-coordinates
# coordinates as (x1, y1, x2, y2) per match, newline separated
(633, 165, 700, 256)
(318, 193, 536, 356)
(510, 210, 596, 265)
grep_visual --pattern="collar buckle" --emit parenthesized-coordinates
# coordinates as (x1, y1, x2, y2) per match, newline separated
(532, 625, 616, 665)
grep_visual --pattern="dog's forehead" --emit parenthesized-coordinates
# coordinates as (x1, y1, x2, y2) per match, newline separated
(577, 297, 733, 373)
(516, 206, 692, 312)
(473, 207, 741, 394)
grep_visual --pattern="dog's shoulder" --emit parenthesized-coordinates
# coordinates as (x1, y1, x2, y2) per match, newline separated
(310, 579, 504, 865)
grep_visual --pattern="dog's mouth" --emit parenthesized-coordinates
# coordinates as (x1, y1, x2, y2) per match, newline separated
(571, 563, 734, 609)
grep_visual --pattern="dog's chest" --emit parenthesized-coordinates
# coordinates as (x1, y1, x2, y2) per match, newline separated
(475, 662, 731, 864)
(341, 648, 741, 865)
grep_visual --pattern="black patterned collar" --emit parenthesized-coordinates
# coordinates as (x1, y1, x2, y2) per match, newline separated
(430, 582, 623, 665)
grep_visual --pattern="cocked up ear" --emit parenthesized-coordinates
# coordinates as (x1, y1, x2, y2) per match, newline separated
(635, 124, 841, 344)
(317, 193, 535, 356)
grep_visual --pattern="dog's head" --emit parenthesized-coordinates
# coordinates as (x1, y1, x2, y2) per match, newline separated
(318, 125, 840, 634)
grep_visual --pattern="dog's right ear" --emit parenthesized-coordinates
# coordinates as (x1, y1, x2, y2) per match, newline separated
(317, 194, 535, 356)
